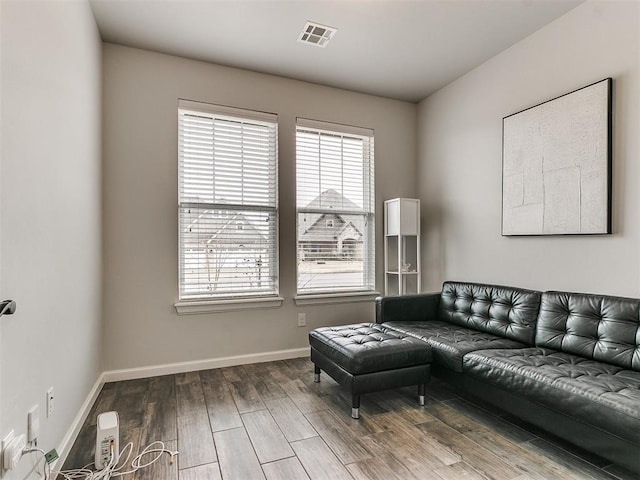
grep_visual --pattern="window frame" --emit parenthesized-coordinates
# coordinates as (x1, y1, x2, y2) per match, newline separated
(175, 100, 282, 314)
(294, 118, 378, 303)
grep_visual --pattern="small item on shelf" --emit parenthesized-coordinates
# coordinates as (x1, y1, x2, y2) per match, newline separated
(402, 263, 411, 272)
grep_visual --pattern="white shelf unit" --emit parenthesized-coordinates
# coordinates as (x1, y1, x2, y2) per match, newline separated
(384, 198, 421, 296)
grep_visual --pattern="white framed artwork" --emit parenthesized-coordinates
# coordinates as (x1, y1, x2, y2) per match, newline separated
(502, 78, 612, 236)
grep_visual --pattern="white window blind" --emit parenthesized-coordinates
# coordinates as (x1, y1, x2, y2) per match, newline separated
(178, 100, 278, 300)
(296, 118, 375, 295)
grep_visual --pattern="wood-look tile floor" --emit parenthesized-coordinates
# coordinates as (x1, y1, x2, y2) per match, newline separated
(61, 358, 636, 480)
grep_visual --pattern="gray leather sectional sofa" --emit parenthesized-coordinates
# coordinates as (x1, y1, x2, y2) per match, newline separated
(374, 281, 640, 474)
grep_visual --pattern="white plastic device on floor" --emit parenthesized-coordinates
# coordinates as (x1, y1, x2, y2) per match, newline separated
(95, 411, 119, 470)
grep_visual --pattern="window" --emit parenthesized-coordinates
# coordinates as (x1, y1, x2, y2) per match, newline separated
(296, 118, 375, 295)
(178, 100, 278, 303)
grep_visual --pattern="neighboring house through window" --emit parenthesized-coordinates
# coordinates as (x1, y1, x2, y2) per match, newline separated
(296, 118, 375, 295)
(177, 100, 278, 302)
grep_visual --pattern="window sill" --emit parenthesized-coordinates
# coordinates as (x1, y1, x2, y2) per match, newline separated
(294, 291, 381, 306)
(175, 296, 284, 315)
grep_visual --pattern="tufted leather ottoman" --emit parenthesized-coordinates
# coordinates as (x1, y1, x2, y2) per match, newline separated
(309, 323, 432, 418)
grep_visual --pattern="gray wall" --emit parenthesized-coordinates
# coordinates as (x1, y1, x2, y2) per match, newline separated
(4, 4, 636, 466)
(102, 44, 417, 371)
(417, 1, 639, 296)
(0, 1, 102, 477)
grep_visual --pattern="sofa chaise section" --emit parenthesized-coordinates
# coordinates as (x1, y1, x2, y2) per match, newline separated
(376, 282, 541, 372)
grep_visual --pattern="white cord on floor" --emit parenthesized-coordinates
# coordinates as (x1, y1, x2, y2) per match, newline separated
(28, 441, 178, 480)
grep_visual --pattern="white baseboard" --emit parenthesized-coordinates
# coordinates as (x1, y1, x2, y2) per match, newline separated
(102, 346, 311, 383)
(54, 372, 105, 472)
(53, 347, 309, 472)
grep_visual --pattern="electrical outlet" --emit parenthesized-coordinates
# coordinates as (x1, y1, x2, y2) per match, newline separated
(3, 434, 26, 471)
(1, 430, 15, 474)
(46, 388, 54, 417)
(297, 313, 306, 327)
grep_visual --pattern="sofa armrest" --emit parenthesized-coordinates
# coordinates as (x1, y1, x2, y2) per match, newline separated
(375, 292, 441, 324)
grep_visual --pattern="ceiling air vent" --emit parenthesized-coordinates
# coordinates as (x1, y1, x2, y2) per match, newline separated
(298, 21, 337, 48)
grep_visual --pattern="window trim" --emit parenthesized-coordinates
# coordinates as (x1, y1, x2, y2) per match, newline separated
(295, 118, 376, 298)
(174, 296, 285, 315)
(293, 291, 380, 306)
(177, 99, 280, 304)
(179, 99, 276, 124)
(297, 117, 374, 138)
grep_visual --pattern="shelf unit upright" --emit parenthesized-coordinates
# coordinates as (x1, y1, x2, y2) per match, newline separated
(384, 198, 421, 296)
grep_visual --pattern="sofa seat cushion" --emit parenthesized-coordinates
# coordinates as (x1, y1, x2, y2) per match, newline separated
(382, 320, 526, 372)
(309, 323, 432, 375)
(463, 348, 640, 443)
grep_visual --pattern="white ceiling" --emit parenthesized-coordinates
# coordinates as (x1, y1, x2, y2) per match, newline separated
(89, 0, 582, 103)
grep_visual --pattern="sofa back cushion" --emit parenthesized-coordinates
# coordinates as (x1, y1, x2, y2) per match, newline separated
(438, 282, 541, 345)
(537, 291, 640, 371)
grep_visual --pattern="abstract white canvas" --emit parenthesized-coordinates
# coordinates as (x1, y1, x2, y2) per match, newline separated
(502, 78, 611, 235)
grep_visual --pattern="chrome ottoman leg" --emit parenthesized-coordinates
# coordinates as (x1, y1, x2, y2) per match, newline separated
(351, 394, 360, 419)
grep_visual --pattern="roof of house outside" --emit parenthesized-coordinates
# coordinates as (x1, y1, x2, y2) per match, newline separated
(298, 189, 366, 240)
(303, 188, 362, 211)
(184, 210, 268, 247)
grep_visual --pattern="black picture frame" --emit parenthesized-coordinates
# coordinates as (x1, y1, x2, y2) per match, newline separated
(501, 78, 612, 236)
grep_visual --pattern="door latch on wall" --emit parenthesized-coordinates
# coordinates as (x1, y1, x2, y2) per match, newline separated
(0, 300, 16, 317)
